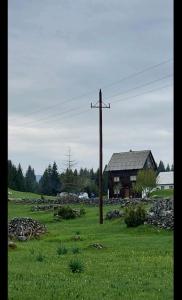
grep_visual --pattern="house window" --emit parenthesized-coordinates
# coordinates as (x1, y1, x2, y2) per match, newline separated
(130, 175, 136, 181)
(114, 177, 120, 182)
(169, 185, 173, 189)
(161, 186, 164, 190)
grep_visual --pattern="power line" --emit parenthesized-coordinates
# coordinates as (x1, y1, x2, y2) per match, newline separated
(13, 82, 172, 129)
(9, 58, 173, 121)
(15, 73, 172, 127)
(104, 73, 173, 101)
(112, 83, 173, 105)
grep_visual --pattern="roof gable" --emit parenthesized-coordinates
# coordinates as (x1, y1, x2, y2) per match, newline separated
(106, 150, 151, 171)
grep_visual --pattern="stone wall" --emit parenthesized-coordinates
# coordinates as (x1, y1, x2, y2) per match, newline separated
(14, 196, 155, 206)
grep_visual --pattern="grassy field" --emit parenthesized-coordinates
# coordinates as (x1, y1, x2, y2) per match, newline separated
(150, 189, 173, 198)
(8, 200, 173, 300)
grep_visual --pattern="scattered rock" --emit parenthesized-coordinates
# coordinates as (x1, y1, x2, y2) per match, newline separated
(89, 243, 104, 249)
(8, 241, 17, 249)
(73, 235, 81, 241)
(8, 217, 47, 241)
(105, 210, 124, 220)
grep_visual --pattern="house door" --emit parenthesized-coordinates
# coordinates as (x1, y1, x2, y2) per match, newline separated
(124, 186, 129, 198)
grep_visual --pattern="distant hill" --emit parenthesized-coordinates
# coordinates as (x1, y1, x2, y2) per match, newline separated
(36, 175, 42, 182)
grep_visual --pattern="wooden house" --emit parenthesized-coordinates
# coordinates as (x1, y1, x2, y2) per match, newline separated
(106, 150, 157, 198)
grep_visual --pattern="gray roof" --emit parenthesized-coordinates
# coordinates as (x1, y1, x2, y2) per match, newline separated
(106, 150, 151, 171)
(157, 171, 174, 185)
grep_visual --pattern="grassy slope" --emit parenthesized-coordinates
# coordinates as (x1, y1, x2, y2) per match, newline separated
(8, 188, 56, 200)
(8, 203, 173, 300)
(150, 189, 173, 198)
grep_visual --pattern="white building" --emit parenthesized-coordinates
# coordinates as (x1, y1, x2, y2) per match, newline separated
(156, 171, 174, 190)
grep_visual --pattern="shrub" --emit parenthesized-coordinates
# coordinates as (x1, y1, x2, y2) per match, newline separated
(57, 245, 68, 255)
(56, 206, 76, 219)
(36, 253, 45, 262)
(124, 205, 146, 227)
(69, 259, 84, 273)
(55, 206, 86, 220)
(72, 247, 80, 254)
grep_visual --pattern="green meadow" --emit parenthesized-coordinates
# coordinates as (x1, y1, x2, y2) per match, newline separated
(8, 198, 173, 300)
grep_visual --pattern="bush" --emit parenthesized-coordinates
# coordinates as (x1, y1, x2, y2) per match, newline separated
(69, 259, 84, 273)
(72, 246, 80, 254)
(124, 205, 146, 227)
(56, 206, 76, 219)
(36, 253, 45, 262)
(57, 245, 68, 255)
(54, 206, 86, 220)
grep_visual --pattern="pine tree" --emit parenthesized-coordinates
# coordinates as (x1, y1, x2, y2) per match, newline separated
(51, 162, 61, 195)
(25, 165, 37, 192)
(16, 164, 25, 191)
(157, 161, 165, 173)
(171, 164, 174, 171)
(39, 168, 50, 195)
(8, 160, 18, 190)
(38, 162, 61, 195)
(166, 164, 170, 172)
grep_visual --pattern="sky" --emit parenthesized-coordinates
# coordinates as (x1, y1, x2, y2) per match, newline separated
(8, 0, 173, 175)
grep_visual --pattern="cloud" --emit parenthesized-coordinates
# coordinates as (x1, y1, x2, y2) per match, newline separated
(8, 0, 173, 173)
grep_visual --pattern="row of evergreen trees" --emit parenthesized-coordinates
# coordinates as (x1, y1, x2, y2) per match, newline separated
(8, 161, 37, 192)
(8, 160, 108, 197)
(157, 161, 174, 173)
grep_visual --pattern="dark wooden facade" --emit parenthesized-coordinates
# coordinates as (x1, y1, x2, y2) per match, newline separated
(107, 151, 157, 198)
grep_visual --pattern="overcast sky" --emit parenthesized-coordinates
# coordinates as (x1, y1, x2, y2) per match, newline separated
(8, 0, 173, 174)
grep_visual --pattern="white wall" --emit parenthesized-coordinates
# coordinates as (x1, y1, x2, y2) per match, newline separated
(157, 184, 174, 190)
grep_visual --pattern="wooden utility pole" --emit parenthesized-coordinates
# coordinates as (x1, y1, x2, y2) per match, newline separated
(91, 89, 110, 224)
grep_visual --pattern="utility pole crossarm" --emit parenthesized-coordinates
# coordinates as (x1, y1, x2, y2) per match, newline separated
(91, 89, 110, 224)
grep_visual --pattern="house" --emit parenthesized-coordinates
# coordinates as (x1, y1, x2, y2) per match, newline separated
(156, 171, 174, 190)
(106, 150, 157, 198)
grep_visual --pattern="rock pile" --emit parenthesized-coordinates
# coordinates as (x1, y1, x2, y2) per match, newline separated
(31, 204, 61, 211)
(15, 198, 51, 204)
(146, 198, 173, 230)
(105, 209, 124, 220)
(8, 217, 47, 241)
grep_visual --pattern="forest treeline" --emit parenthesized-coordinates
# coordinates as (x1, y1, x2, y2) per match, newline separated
(8, 160, 108, 197)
